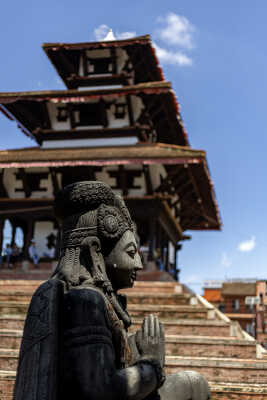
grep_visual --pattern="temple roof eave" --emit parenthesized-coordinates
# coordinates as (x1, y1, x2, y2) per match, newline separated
(0, 143, 205, 165)
(0, 81, 173, 100)
(0, 82, 189, 147)
(0, 143, 221, 231)
(42, 34, 152, 51)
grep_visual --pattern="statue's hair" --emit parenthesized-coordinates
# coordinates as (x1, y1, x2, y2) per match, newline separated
(54, 181, 115, 220)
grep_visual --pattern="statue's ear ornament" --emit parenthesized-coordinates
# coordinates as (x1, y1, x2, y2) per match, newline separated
(98, 204, 131, 241)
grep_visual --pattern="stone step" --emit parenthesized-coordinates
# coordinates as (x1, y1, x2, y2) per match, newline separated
(124, 292, 191, 306)
(0, 316, 25, 330)
(0, 331, 256, 363)
(0, 350, 18, 371)
(0, 280, 41, 293)
(0, 291, 193, 306)
(165, 335, 257, 359)
(165, 356, 267, 384)
(0, 291, 192, 307)
(0, 330, 22, 350)
(0, 301, 212, 321)
(124, 280, 183, 294)
(128, 304, 215, 320)
(0, 378, 266, 400)
(1, 372, 267, 400)
(130, 318, 231, 337)
(0, 270, 50, 280)
(0, 303, 28, 316)
(210, 382, 267, 399)
(0, 370, 16, 400)
(0, 292, 33, 302)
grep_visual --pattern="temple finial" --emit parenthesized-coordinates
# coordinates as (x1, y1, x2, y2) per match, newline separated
(103, 28, 116, 41)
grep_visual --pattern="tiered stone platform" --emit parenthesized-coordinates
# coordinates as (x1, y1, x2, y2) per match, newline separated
(0, 278, 267, 399)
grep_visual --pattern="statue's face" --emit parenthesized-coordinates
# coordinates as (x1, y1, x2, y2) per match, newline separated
(105, 230, 143, 290)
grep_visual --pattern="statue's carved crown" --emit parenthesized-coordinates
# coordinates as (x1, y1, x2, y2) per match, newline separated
(54, 181, 115, 219)
(54, 181, 134, 249)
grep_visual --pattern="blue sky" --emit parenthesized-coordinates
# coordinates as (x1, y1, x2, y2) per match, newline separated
(0, 0, 267, 292)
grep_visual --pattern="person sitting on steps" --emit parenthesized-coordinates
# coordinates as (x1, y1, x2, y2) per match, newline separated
(28, 240, 40, 268)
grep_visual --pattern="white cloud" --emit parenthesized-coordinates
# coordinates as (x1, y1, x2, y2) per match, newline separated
(93, 16, 194, 67)
(116, 31, 136, 40)
(94, 24, 109, 41)
(221, 252, 232, 268)
(93, 24, 136, 41)
(237, 236, 256, 252)
(157, 13, 195, 49)
(153, 42, 192, 66)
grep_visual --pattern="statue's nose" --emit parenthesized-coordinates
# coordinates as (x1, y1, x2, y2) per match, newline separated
(135, 253, 143, 270)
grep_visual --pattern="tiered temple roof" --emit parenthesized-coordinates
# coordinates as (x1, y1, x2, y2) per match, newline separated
(0, 82, 188, 146)
(42, 35, 164, 88)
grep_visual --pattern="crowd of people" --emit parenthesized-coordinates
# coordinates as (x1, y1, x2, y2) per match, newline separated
(1, 237, 167, 272)
(2, 243, 21, 268)
(0, 240, 56, 269)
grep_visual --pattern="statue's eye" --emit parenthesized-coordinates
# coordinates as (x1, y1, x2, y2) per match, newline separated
(127, 248, 136, 259)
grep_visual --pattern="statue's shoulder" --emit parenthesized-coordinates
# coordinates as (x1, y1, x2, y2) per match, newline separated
(33, 278, 64, 298)
(64, 286, 108, 311)
(63, 287, 110, 329)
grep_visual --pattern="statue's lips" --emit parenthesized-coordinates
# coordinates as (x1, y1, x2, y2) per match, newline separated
(131, 272, 137, 281)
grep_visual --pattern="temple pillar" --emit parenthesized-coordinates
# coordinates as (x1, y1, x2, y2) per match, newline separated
(166, 239, 169, 272)
(11, 222, 17, 246)
(175, 243, 182, 281)
(148, 217, 156, 262)
(23, 219, 34, 258)
(0, 219, 4, 255)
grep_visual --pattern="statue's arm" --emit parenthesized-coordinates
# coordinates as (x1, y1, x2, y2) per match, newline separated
(62, 289, 162, 400)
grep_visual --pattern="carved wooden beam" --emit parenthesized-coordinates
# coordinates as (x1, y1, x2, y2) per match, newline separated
(109, 165, 142, 196)
(18, 169, 31, 198)
(0, 172, 8, 197)
(143, 165, 153, 195)
(57, 50, 76, 75)
(50, 168, 60, 197)
(110, 47, 117, 74)
(8, 103, 41, 131)
(126, 94, 134, 126)
(34, 126, 148, 141)
(40, 102, 51, 130)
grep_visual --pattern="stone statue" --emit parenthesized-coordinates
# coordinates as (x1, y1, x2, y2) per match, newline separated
(13, 181, 210, 400)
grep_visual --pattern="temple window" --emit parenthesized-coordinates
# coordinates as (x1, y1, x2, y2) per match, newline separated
(108, 166, 142, 196)
(56, 106, 68, 122)
(114, 103, 127, 119)
(232, 299, 240, 311)
(85, 57, 113, 75)
(15, 171, 49, 197)
(72, 102, 108, 127)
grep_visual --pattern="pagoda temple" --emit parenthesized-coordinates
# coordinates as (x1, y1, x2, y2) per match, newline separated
(0, 34, 221, 279)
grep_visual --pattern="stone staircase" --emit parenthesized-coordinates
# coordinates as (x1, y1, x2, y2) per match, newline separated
(0, 279, 267, 399)
(125, 281, 267, 399)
